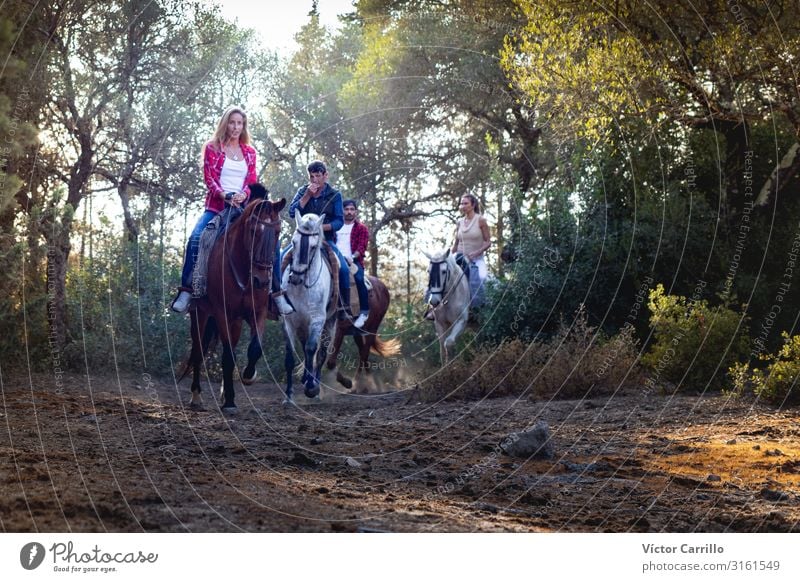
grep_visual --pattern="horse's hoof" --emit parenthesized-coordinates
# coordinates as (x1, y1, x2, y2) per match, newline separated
(241, 370, 257, 385)
(304, 385, 320, 399)
(221, 405, 239, 414)
(337, 375, 353, 390)
(282, 397, 295, 407)
(188, 401, 205, 411)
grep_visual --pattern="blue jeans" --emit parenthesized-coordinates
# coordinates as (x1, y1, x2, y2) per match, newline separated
(353, 262, 368, 314)
(181, 210, 217, 288)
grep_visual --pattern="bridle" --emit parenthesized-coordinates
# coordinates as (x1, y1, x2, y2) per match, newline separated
(289, 226, 324, 288)
(427, 256, 466, 307)
(226, 202, 278, 291)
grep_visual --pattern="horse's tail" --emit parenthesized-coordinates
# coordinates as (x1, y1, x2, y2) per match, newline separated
(202, 316, 219, 352)
(371, 336, 401, 357)
(177, 316, 219, 381)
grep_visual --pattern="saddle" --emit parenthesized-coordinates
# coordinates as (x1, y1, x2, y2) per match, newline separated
(454, 252, 470, 278)
(192, 214, 223, 298)
(192, 206, 246, 298)
(279, 242, 340, 316)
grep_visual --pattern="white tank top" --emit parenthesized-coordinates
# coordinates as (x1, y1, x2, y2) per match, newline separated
(219, 156, 247, 193)
(336, 222, 353, 259)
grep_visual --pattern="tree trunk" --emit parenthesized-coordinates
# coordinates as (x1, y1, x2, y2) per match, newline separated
(119, 182, 139, 241)
(405, 226, 412, 318)
(45, 213, 73, 352)
(756, 142, 800, 206)
(496, 187, 504, 276)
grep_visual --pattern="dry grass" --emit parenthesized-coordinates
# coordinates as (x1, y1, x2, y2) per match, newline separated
(420, 306, 644, 402)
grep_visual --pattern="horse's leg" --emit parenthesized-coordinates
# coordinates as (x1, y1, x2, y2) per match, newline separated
(325, 322, 345, 370)
(189, 309, 205, 407)
(444, 313, 468, 365)
(219, 319, 242, 411)
(326, 322, 352, 390)
(347, 334, 367, 394)
(242, 313, 266, 385)
(283, 325, 296, 405)
(315, 319, 336, 392)
(432, 319, 447, 365)
(303, 320, 323, 398)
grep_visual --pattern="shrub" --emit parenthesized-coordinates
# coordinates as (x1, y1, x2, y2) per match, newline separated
(530, 305, 644, 399)
(418, 305, 644, 401)
(729, 332, 800, 406)
(642, 284, 749, 391)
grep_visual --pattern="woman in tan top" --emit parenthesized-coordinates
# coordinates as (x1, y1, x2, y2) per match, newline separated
(451, 194, 491, 282)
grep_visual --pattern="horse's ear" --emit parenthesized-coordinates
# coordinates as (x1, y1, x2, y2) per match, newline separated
(295, 213, 301, 229)
(318, 214, 326, 232)
(249, 182, 269, 200)
(445, 249, 451, 258)
(273, 198, 286, 212)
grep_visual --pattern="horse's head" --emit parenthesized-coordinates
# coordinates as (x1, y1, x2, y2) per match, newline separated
(290, 212, 326, 280)
(424, 249, 453, 306)
(241, 196, 286, 289)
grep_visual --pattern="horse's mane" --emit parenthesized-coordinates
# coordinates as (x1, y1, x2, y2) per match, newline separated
(428, 249, 458, 267)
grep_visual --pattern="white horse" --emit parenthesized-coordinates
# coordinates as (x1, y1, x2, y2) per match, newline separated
(282, 213, 336, 403)
(424, 249, 471, 364)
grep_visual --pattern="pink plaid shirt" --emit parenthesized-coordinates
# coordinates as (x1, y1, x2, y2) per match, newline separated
(202, 142, 258, 213)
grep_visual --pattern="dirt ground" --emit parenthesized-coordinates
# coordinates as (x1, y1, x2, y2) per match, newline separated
(1, 371, 798, 532)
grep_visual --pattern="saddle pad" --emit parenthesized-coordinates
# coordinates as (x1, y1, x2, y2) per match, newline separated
(192, 214, 222, 297)
(348, 273, 373, 314)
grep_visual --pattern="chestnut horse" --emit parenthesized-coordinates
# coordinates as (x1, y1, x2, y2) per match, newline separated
(184, 193, 286, 412)
(325, 276, 401, 393)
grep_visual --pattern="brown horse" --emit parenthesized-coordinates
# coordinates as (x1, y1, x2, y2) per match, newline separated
(325, 276, 401, 393)
(184, 192, 286, 412)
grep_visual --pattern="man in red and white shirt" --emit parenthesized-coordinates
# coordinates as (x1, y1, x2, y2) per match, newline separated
(336, 199, 370, 328)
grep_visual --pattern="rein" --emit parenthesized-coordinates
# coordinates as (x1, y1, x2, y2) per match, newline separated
(226, 205, 278, 292)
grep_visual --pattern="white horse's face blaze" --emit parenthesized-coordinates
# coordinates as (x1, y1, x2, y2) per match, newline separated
(291, 214, 324, 275)
(427, 250, 451, 306)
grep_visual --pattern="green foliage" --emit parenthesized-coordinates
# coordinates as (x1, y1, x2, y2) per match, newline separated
(502, 2, 658, 144)
(643, 284, 750, 391)
(729, 333, 800, 406)
(504, 1, 800, 146)
(0, 13, 39, 211)
(60, 230, 189, 376)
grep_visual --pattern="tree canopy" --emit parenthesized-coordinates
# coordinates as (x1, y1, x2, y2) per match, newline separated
(2, 0, 800, 391)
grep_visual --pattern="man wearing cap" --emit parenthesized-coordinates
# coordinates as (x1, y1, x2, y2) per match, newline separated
(336, 199, 370, 328)
(286, 160, 352, 319)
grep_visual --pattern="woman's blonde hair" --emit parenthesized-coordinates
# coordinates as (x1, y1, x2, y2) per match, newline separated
(202, 106, 250, 162)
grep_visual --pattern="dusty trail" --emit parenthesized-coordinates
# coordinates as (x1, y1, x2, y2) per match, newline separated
(1, 373, 798, 532)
